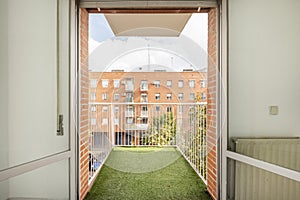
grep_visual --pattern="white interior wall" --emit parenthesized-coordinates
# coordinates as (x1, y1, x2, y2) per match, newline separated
(229, 0, 300, 137)
(0, 0, 9, 199)
(0, 0, 69, 198)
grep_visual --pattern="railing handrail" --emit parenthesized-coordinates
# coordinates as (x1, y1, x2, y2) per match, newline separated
(89, 102, 207, 105)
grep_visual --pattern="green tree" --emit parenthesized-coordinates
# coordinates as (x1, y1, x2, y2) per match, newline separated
(142, 112, 176, 145)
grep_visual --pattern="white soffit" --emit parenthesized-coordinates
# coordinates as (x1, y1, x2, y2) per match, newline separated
(104, 14, 192, 37)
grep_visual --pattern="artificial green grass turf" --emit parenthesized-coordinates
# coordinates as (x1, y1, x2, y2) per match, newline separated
(85, 147, 211, 200)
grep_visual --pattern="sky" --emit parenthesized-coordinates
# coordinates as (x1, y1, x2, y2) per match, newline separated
(88, 13, 208, 71)
(89, 14, 114, 44)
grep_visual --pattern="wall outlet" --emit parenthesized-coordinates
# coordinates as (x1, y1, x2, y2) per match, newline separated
(269, 106, 279, 115)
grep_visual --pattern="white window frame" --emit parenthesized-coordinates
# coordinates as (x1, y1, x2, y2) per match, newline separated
(189, 80, 195, 88)
(113, 79, 120, 88)
(140, 80, 148, 90)
(155, 93, 160, 100)
(102, 79, 109, 88)
(201, 80, 207, 88)
(141, 93, 148, 102)
(102, 93, 108, 100)
(102, 106, 108, 112)
(102, 118, 108, 125)
(153, 80, 160, 88)
(178, 80, 184, 88)
(201, 92, 206, 100)
(126, 118, 133, 124)
(178, 93, 184, 100)
(189, 93, 195, 100)
(167, 93, 172, 100)
(91, 105, 96, 112)
(114, 106, 119, 113)
(113, 93, 119, 101)
(167, 80, 172, 87)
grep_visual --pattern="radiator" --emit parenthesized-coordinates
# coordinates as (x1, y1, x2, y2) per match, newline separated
(234, 138, 300, 200)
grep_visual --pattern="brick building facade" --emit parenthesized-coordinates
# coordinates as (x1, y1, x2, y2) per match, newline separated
(89, 71, 207, 145)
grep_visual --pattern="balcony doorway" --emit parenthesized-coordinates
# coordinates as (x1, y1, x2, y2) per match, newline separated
(79, 3, 218, 200)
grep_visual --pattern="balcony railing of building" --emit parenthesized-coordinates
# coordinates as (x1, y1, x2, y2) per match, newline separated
(88, 102, 207, 185)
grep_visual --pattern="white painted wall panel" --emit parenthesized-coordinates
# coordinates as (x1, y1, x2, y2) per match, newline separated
(229, 0, 300, 137)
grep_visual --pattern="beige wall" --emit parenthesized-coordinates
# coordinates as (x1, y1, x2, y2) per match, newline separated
(0, 0, 9, 198)
(229, 0, 300, 138)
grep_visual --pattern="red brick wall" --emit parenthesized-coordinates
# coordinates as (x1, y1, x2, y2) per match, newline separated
(79, 8, 89, 200)
(207, 8, 218, 200)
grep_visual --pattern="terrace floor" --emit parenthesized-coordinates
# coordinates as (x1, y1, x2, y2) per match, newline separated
(85, 147, 211, 200)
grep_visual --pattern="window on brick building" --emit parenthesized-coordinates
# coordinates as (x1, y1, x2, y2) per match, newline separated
(126, 92, 134, 102)
(114, 106, 119, 113)
(167, 106, 172, 112)
(167, 93, 172, 100)
(141, 93, 148, 102)
(140, 80, 148, 90)
(167, 80, 172, 88)
(102, 79, 109, 88)
(90, 79, 97, 88)
(91, 118, 96, 125)
(201, 93, 207, 100)
(142, 118, 148, 124)
(201, 80, 207, 88)
(189, 80, 195, 88)
(178, 93, 184, 100)
(155, 106, 160, 112)
(91, 93, 96, 100)
(113, 79, 120, 88)
(91, 105, 96, 112)
(102, 93, 108, 100)
(190, 93, 195, 100)
(155, 93, 160, 100)
(153, 80, 160, 88)
(126, 118, 133, 124)
(102, 118, 108, 125)
(178, 80, 184, 88)
(114, 118, 119, 125)
(102, 106, 108, 112)
(114, 93, 119, 101)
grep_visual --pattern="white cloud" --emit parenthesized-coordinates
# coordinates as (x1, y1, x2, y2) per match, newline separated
(89, 38, 101, 55)
(181, 13, 208, 52)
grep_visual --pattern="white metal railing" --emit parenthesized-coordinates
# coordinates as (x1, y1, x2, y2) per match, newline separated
(88, 132, 112, 185)
(88, 102, 207, 183)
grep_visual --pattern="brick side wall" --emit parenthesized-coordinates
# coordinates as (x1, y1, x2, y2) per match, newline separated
(207, 8, 218, 200)
(79, 8, 89, 200)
